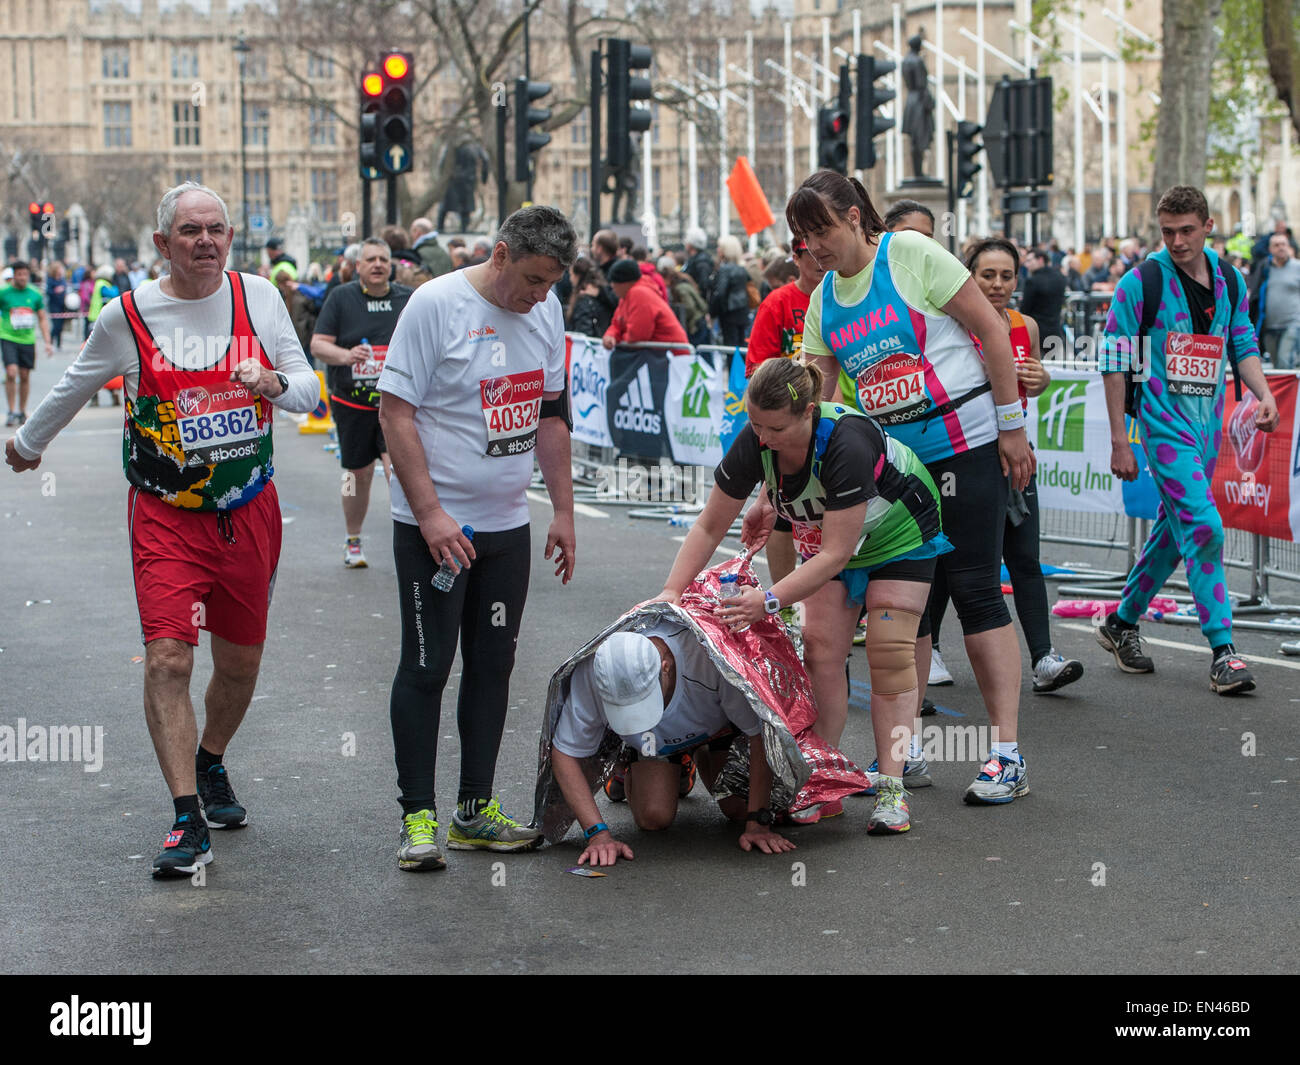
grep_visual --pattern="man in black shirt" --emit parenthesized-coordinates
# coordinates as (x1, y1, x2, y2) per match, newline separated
(311, 237, 413, 568)
(1019, 247, 1067, 357)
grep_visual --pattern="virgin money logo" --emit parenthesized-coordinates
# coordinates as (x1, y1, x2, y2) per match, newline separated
(1228, 394, 1266, 474)
(1168, 333, 1193, 356)
(482, 378, 513, 406)
(174, 387, 210, 417)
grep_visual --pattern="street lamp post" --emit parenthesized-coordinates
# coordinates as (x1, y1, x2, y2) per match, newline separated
(233, 33, 250, 267)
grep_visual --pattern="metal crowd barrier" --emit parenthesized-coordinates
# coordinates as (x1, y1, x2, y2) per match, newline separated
(563, 333, 1300, 634)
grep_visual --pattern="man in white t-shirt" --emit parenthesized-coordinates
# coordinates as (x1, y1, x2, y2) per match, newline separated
(550, 625, 796, 867)
(377, 205, 578, 871)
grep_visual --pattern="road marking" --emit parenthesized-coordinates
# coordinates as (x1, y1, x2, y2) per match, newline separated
(1058, 621, 1300, 672)
(526, 490, 607, 518)
(671, 535, 768, 567)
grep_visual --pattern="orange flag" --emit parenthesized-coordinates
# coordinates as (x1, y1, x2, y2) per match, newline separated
(726, 156, 775, 236)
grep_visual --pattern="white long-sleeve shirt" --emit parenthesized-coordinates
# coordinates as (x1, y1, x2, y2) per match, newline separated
(14, 272, 319, 461)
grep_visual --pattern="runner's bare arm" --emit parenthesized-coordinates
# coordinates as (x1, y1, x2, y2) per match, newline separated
(1101, 372, 1138, 481)
(309, 333, 369, 366)
(552, 749, 634, 865)
(738, 733, 795, 854)
(537, 392, 576, 583)
(940, 277, 1020, 408)
(815, 354, 839, 400)
(378, 393, 475, 568)
(658, 484, 747, 600)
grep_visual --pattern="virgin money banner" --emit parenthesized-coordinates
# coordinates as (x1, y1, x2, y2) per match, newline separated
(1025, 370, 1124, 513)
(1212, 372, 1297, 541)
(664, 349, 728, 467)
(566, 334, 614, 448)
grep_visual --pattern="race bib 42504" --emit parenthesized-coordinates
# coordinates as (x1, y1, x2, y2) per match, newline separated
(480, 368, 544, 457)
(1165, 333, 1224, 398)
(353, 344, 387, 382)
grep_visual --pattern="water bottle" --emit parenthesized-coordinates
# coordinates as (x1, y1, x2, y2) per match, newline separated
(718, 574, 749, 632)
(432, 525, 474, 592)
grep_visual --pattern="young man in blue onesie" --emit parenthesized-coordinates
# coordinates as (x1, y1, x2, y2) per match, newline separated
(1097, 185, 1279, 694)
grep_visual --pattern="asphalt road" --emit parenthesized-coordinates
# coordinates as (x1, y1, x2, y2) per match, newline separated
(1, 350, 1297, 975)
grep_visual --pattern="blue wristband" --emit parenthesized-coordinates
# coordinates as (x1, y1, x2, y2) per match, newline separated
(584, 822, 610, 841)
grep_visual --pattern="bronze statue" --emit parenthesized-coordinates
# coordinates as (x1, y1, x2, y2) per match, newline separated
(901, 34, 934, 180)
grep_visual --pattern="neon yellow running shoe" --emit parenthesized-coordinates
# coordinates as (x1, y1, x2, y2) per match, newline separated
(398, 809, 446, 871)
(446, 797, 542, 852)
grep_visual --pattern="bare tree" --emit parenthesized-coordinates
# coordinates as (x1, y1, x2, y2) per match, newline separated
(1152, 0, 1225, 207)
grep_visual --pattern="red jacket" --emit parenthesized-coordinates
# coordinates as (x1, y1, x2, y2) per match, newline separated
(639, 261, 669, 302)
(604, 278, 689, 350)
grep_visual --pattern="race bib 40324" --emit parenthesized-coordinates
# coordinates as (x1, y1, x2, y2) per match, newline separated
(481, 368, 544, 457)
(1164, 333, 1224, 398)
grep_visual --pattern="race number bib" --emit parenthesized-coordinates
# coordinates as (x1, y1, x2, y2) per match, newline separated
(854, 353, 931, 425)
(1165, 333, 1223, 398)
(9, 307, 36, 331)
(480, 368, 544, 457)
(175, 384, 263, 466)
(353, 344, 387, 383)
(792, 520, 823, 560)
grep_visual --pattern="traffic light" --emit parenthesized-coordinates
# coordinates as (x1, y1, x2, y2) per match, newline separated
(514, 78, 552, 184)
(359, 67, 383, 179)
(817, 107, 849, 173)
(28, 202, 41, 236)
(606, 38, 652, 173)
(374, 51, 413, 177)
(955, 120, 983, 199)
(855, 55, 895, 171)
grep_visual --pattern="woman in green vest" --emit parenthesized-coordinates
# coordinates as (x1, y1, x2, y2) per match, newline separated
(655, 356, 950, 834)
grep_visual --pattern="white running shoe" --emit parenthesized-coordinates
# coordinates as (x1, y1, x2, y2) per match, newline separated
(343, 537, 368, 568)
(928, 648, 954, 686)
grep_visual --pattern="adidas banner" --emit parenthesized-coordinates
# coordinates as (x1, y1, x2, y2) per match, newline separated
(606, 347, 671, 458)
(665, 349, 729, 467)
(567, 335, 614, 448)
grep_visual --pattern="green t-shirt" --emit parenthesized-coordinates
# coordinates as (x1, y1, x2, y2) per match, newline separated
(801, 229, 969, 360)
(0, 284, 44, 345)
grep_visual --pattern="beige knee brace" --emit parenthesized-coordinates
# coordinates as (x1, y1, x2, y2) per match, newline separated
(864, 607, 921, 695)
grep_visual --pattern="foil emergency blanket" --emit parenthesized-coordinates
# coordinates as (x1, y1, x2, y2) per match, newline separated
(532, 552, 871, 844)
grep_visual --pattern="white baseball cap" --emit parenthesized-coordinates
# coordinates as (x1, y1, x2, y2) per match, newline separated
(593, 632, 664, 736)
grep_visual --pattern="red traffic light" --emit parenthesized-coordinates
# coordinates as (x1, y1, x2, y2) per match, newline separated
(382, 53, 409, 80)
(829, 112, 848, 135)
(42, 202, 54, 214)
(29, 202, 40, 215)
(362, 72, 383, 96)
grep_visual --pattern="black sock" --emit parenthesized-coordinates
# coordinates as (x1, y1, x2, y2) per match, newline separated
(1107, 611, 1137, 632)
(1212, 642, 1235, 658)
(458, 797, 490, 818)
(196, 746, 222, 774)
(173, 794, 202, 820)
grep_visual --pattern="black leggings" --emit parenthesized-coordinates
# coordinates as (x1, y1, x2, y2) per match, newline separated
(922, 441, 1012, 639)
(931, 471, 1051, 662)
(389, 520, 531, 814)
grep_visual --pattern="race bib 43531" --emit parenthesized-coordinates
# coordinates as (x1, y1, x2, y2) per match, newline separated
(480, 368, 544, 457)
(1165, 333, 1224, 397)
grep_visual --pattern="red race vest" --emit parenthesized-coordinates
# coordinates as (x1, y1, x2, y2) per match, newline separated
(121, 271, 275, 511)
(1008, 308, 1032, 412)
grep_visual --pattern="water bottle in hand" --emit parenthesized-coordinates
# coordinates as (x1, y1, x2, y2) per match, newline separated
(433, 525, 474, 592)
(718, 573, 749, 632)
